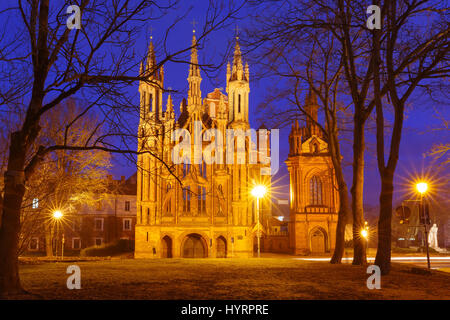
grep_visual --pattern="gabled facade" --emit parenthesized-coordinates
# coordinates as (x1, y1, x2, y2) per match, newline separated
(135, 32, 272, 258)
(286, 90, 339, 255)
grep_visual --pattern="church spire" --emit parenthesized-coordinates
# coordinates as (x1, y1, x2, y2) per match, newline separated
(166, 93, 174, 119)
(187, 25, 202, 108)
(146, 36, 156, 72)
(188, 32, 200, 78)
(230, 37, 244, 81)
(226, 27, 250, 126)
(144, 36, 162, 81)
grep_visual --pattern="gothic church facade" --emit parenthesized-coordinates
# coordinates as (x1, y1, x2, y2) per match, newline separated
(286, 91, 339, 255)
(134, 32, 272, 258)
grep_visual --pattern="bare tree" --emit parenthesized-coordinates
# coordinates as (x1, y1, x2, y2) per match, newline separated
(247, 0, 448, 271)
(0, 0, 245, 296)
(371, 0, 449, 274)
(246, 0, 369, 264)
(17, 99, 111, 256)
(245, 19, 352, 263)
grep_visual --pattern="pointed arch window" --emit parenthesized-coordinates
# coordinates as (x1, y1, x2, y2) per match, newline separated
(142, 92, 147, 120)
(238, 94, 241, 113)
(310, 175, 323, 205)
(198, 186, 206, 213)
(148, 93, 153, 114)
(183, 162, 190, 177)
(165, 184, 172, 214)
(183, 187, 191, 212)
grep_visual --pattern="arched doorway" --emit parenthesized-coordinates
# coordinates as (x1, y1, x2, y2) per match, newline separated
(182, 234, 207, 258)
(216, 236, 227, 258)
(310, 228, 327, 253)
(161, 236, 173, 258)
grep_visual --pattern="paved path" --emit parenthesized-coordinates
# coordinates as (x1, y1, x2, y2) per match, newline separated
(293, 256, 450, 271)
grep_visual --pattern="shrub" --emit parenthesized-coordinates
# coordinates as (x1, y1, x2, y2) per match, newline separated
(391, 247, 417, 254)
(80, 239, 134, 257)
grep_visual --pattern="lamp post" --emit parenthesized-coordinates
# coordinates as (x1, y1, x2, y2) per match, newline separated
(416, 182, 431, 269)
(251, 185, 267, 258)
(52, 210, 63, 260)
(361, 221, 369, 256)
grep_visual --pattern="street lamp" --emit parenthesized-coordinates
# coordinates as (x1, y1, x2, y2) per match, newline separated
(361, 221, 369, 255)
(416, 182, 428, 195)
(416, 181, 431, 269)
(251, 185, 267, 258)
(52, 210, 63, 260)
(53, 210, 63, 219)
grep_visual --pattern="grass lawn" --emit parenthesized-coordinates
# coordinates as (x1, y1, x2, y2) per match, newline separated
(14, 258, 450, 300)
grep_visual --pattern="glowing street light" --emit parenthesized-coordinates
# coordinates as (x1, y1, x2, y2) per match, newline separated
(251, 185, 267, 199)
(416, 182, 428, 195)
(415, 181, 431, 269)
(252, 185, 268, 258)
(361, 229, 368, 239)
(52, 210, 63, 219)
(361, 221, 369, 255)
(52, 210, 63, 260)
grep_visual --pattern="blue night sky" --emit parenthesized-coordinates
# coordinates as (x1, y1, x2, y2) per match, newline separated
(100, 1, 448, 209)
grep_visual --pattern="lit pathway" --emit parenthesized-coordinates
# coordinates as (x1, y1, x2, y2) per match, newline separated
(293, 256, 450, 271)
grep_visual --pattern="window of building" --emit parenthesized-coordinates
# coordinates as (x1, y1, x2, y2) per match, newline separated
(202, 161, 207, 178)
(72, 238, 81, 249)
(96, 201, 103, 211)
(183, 187, 191, 212)
(310, 175, 323, 205)
(238, 94, 241, 113)
(142, 92, 147, 120)
(72, 217, 82, 231)
(183, 162, 190, 177)
(29, 237, 39, 251)
(123, 218, 132, 231)
(198, 186, 206, 213)
(94, 218, 104, 231)
(149, 93, 153, 114)
(95, 238, 103, 246)
(165, 185, 172, 214)
(125, 201, 130, 212)
(32, 198, 39, 209)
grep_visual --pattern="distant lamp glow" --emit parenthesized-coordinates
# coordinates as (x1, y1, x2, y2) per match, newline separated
(416, 182, 428, 194)
(361, 229, 368, 239)
(251, 185, 267, 199)
(53, 210, 63, 219)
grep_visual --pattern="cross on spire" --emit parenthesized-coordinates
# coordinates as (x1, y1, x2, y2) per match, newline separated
(234, 25, 240, 39)
(191, 19, 198, 33)
(148, 26, 154, 40)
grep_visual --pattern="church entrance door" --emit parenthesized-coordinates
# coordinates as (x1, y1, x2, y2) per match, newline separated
(161, 236, 173, 258)
(216, 236, 227, 258)
(182, 234, 207, 258)
(310, 229, 326, 253)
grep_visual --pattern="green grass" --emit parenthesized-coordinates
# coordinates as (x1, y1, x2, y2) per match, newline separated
(13, 258, 450, 300)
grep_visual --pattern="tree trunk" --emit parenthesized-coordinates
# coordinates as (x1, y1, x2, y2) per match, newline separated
(330, 137, 351, 264)
(351, 118, 367, 265)
(0, 132, 27, 296)
(330, 182, 350, 263)
(375, 170, 394, 275)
